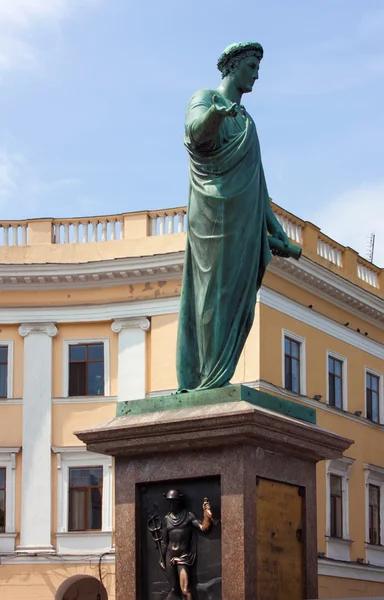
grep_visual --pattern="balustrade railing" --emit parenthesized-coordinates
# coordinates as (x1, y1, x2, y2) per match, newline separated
(275, 213, 303, 244)
(0, 222, 28, 246)
(148, 209, 187, 236)
(0, 210, 381, 296)
(317, 238, 343, 267)
(357, 262, 379, 288)
(52, 217, 123, 244)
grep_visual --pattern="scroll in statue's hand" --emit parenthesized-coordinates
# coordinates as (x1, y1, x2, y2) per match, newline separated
(276, 228, 289, 248)
(270, 225, 289, 248)
(212, 94, 239, 117)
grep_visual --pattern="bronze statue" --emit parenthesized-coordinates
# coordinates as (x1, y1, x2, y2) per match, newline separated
(159, 489, 213, 599)
(177, 42, 301, 392)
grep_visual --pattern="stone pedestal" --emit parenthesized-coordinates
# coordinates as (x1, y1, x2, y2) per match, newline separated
(76, 385, 353, 600)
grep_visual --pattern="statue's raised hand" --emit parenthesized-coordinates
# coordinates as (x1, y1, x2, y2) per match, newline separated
(203, 497, 213, 520)
(212, 94, 239, 117)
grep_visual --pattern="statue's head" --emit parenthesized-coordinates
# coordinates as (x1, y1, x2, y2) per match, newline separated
(164, 489, 184, 513)
(217, 42, 264, 93)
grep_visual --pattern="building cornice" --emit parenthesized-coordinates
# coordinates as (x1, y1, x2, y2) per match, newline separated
(0, 252, 184, 291)
(0, 250, 381, 328)
(269, 255, 384, 327)
(318, 557, 384, 582)
(0, 297, 179, 325)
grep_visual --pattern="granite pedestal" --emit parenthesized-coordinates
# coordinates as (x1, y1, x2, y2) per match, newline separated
(76, 385, 353, 600)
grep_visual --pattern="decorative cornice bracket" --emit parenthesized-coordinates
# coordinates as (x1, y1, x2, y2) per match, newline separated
(18, 323, 58, 338)
(111, 317, 151, 333)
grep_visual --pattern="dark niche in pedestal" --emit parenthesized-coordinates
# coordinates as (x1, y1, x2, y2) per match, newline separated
(138, 476, 222, 600)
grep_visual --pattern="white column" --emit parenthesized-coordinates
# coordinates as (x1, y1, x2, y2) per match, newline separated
(17, 322, 58, 554)
(111, 317, 150, 401)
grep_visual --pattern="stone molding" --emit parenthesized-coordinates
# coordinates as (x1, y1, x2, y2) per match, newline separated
(111, 317, 150, 333)
(18, 322, 58, 338)
(76, 399, 353, 462)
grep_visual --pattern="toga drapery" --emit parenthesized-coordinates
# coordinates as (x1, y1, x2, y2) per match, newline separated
(176, 89, 272, 391)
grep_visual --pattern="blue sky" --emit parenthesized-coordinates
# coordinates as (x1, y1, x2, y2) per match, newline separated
(0, 0, 383, 265)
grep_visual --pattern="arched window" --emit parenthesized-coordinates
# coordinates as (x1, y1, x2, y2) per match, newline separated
(55, 575, 108, 600)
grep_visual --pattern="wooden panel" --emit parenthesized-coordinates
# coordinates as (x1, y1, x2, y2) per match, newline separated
(256, 478, 304, 600)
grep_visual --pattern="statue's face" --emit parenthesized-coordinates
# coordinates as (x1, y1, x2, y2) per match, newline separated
(169, 498, 182, 513)
(233, 56, 260, 93)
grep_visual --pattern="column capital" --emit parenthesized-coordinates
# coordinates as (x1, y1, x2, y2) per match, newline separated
(111, 317, 150, 334)
(18, 323, 58, 338)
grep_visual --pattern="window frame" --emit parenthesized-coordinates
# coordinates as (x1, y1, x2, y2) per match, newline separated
(53, 447, 113, 555)
(326, 457, 354, 561)
(330, 474, 343, 539)
(0, 447, 20, 553)
(326, 350, 347, 411)
(0, 466, 6, 534)
(281, 330, 306, 395)
(364, 464, 384, 553)
(68, 465, 103, 532)
(368, 484, 381, 546)
(62, 338, 110, 398)
(0, 341, 14, 400)
(365, 367, 383, 425)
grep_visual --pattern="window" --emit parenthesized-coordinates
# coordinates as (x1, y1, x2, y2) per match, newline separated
(326, 351, 347, 410)
(0, 467, 5, 533)
(0, 347, 8, 398)
(367, 372, 380, 423)
(69, 467, 103, 531)
(69, 343, 104, 397)
(53, 447, 113, 554)
(0, 448, 19, 553)
(284, 337, 301, 393)
(0, 341, 13, 399)
(369, 484, 381, 545)
(364, 464, 384, 565)
(326, 457, 354, 561)
(328, 356, 343, 409)
(330, 475, 343, 538)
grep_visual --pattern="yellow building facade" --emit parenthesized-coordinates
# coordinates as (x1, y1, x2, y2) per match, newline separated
(0, 204, 383, 599)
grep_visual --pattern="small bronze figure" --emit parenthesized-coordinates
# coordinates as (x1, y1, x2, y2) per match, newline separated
(159, 489, 213, 599)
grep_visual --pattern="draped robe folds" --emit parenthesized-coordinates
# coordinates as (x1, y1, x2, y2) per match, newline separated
(176, 89, 272, 391)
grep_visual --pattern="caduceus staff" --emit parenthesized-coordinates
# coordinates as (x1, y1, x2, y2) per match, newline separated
(147, 512, 169, 582)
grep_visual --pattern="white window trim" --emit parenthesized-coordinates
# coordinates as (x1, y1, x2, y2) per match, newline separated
(0, 340, 14, 399)
(52, 446, 113, 555)
(0, 447, 20, 553)
(364, 367, 384, 425)
(326, 350, 348, 411)
(364, 463, 384, 566)
(62, 338, 110, 398)
(282, 329, 306, 395)
(325, 457, 354, 561)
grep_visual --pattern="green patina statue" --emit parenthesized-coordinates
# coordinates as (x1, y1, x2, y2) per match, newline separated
(176, 42, 301, 392)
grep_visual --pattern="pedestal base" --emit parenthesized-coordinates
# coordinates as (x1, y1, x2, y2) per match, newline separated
(76, 386, 353, 600)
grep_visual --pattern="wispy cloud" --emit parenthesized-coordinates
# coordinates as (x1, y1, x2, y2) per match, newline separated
(0, 0, 100, 73)
(263, 7, 384, 96)
(311, 182, 384, 267)
(0, 146, 82, 217)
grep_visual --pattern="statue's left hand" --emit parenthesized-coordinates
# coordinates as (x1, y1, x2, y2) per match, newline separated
(272, 226, 289, 248)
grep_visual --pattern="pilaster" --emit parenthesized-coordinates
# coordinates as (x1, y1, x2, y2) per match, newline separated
(17, 322, 58, 554)
(111, 318, 150, 402)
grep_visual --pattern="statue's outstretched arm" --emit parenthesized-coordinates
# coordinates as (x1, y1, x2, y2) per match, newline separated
(191, 95, 238, 145)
